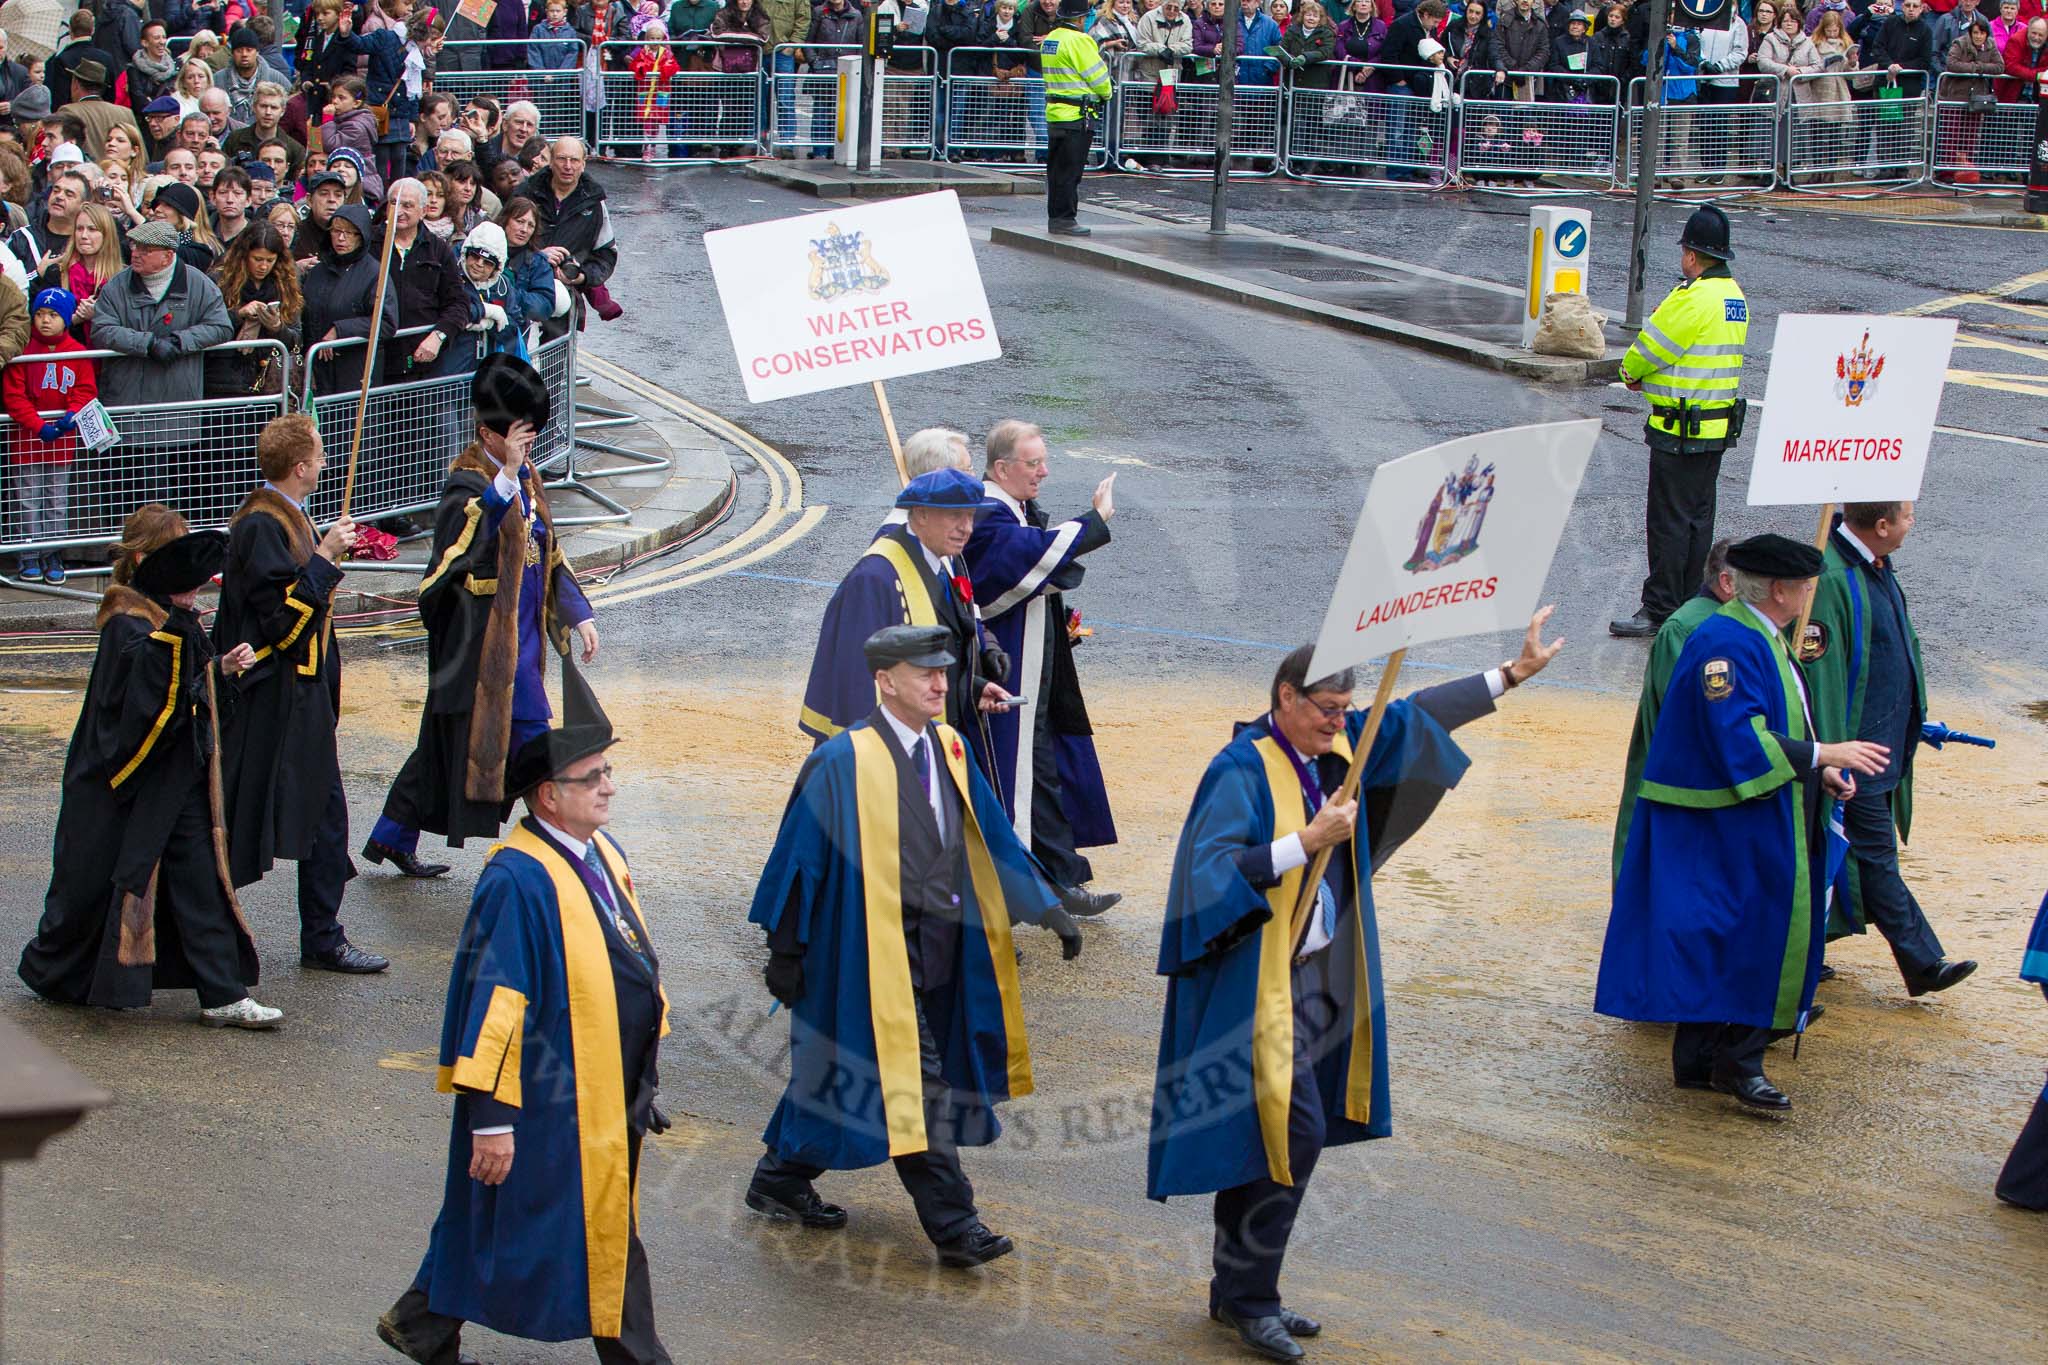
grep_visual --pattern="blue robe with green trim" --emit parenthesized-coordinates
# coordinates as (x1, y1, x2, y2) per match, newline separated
(1597, 603, 1826, 1032)
(751, 719, 1058, 1172)
(413, 825, 664, 1343)
(1147, 700, 1469, 1201)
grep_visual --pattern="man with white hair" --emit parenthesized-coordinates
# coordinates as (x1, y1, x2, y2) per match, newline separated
(486, 99, 540, 169)
(199, 86, 234, 139)
(518, 137, 616, 340)
(434, 126, 475, 169)
(962, 419, 1121, 918)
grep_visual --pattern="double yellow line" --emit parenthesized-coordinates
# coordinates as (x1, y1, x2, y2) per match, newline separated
(578, 354, 827, 608)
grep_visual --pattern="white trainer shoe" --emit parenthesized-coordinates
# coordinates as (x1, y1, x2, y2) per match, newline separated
(200, 997, 283, 1030)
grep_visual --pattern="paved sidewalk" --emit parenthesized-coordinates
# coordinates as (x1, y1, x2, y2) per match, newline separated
(0, 378, 738, 631)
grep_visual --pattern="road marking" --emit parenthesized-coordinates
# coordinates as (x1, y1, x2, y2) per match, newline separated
(1895, 267, 2048, 318)
(577, 354, 826, 603)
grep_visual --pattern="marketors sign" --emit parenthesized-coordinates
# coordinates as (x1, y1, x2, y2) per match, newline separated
(1746, 314, 1956, 505)
(704, 190, 1003, 404)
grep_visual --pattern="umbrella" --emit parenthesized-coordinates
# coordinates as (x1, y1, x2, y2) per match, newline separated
(0, 0, 66, 61)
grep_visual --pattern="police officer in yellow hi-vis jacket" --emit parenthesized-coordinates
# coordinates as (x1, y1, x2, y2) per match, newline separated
(1040, 0, 1113, 236)
(1610, 206, 1750, 640)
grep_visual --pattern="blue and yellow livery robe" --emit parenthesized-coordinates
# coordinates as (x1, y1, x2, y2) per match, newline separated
(1597, 602, 1828, 1033)
(750, 717, 1056, 1172)
(1146, 701, 1469, 1200)
(413, 821, 668, 1343)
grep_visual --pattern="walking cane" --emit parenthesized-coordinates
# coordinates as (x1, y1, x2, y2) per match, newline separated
(337, 206, 404, 521)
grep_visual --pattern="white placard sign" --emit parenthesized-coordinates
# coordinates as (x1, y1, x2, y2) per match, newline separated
(703, 190, 1003, 404)
(1746, 314, 1956, 505)
(1307, 419, 1598, 681)
(74, 399, 121, 453)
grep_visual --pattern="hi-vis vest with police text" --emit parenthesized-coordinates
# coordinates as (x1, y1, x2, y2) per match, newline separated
(1621, 273, 1748, 446)
(1040, 27, 1112, 123)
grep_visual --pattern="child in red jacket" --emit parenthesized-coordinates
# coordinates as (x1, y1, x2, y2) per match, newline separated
(4, 289, 97, 584)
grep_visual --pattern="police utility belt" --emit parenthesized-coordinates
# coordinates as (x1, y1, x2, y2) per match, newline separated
(1047, 94, 1104, 125)
(1652, 395, 1747, 455)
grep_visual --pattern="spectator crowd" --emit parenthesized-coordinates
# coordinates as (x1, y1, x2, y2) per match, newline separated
(0, 0, 627, 582)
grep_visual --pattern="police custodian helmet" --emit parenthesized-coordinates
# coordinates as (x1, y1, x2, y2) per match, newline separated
(1058, 0, 1090, 16)
(1679, 205, 1733, 261)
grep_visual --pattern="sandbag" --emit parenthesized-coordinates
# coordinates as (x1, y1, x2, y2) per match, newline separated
(1531, 290, 1607, 360)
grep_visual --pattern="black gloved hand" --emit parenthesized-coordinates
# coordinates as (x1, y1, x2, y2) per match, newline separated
(147, 337, 180, 364)
(980, 642, 1011, 686)
(1044, 905, 1083, 961)
(647, 1103, 672, 1135)
(765, 951, 805, 1006)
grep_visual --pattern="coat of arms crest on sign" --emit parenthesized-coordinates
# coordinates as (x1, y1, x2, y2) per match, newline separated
(807, 223, 891, 302)
(1835, 330, 1885, 407)
(1404, 455, 1497, 574)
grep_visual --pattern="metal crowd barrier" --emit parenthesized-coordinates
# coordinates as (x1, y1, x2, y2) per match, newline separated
(1455, 70, 1621, 185)
(1283, 63, 1454, 187)
(433, 39, 591, 141)
(1781, 70, 1931, 191)
(1930, 73, 2036, 185)
(0, 341, 291, 566)
(1620, 74, 1781, 188)
(1114, 67, 1283, 176)
(762, 44, 939, 159)
(941, 48, 1114, 170)
(596, 39, 766, 165)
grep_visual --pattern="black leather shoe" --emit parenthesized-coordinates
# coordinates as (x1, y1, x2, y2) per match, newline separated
(1048, 220, 1092, 237)
(1214, 1308, 1304, 1361)
(1806, 1002, 1825, 1023)
(1906, 958, 1977, 997)
(363, 840, 451, 879)
(1608, 610, 1660, 639)
(376, 1312, 484, 1364)
(1277, 1308, 1321, 1338)
(305, 940, 391, 974)
(935, 1222, 1014, 1268)
(745, 1182, 848, 1230)
(1713, 1071, 1791, 1110)
(1817, 963, 1837, 982)
(1061, 887, 1122, 918)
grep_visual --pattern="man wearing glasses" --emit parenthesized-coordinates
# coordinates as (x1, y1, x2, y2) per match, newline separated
(1146, 610, 1561, 1362)
(380, 721, 674, 1365)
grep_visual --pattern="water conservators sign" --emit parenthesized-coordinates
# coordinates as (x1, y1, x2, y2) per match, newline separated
(1307, 419, 1597, 680)
(1746, 314, 1956, 505)
(704, 190, 1003, 403)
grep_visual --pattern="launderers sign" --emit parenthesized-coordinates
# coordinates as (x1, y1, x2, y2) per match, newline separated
(704, 190, 1003, 404)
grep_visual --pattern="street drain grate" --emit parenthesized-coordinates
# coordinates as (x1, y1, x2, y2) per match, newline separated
(1279, 266, 1389, 283)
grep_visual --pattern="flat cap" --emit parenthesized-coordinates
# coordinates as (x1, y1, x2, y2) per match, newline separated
(126, 219, 181, 250)
(505, 723, 618, 798)
(864, 624, 957, 671)
(1726, 532, 1823, 580)
(894, 466, 984, 510)
(142, 94, 183, 117)
(304, 169, 347, 194)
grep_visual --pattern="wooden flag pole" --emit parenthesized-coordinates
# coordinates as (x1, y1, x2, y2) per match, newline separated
(1290, 647, 1407, 955)
(1789, 501, 1835, 648)
(338, 212, 403, 520)
(873, 379, 909, 486)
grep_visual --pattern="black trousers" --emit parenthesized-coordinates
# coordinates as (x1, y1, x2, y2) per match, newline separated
(1639, 444, 1723, 622)
(1672, 1022, 1774, 1084)
(1028, 713, 1092, 891)
(1998, 1084, 2048, 1210)
(1046, 121, 1091, 225)
(752, 990, 979, 1244)
(1211, 955, 1332, 1320)
(297, 771, 354, 957)
(1840, 787, 1945, 980)
(387, 1132, 670, 1365)
(160, 781, 253, 1009)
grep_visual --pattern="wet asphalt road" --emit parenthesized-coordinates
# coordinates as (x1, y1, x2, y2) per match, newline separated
(2, 167, 2045, 1364)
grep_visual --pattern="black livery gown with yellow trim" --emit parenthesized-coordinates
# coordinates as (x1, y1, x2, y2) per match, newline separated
(214, 486, 348, 886)
(17, 585, 259, 1007)
(750, 717, 1055, 1171)
(412, 820, 669, 1342)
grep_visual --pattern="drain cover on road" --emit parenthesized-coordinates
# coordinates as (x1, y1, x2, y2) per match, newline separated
(1280, 266, 1391, 284)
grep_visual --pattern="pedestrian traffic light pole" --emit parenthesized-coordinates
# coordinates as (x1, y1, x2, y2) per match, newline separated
(1623, 0, 1671, 332)
(1210, 10, 1239, 234)
(1290, 648, 1408, 954)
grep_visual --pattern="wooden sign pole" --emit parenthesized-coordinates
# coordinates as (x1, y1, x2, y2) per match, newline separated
(872, 379, 909, 486)
(338, 214, 402, 520)
(1789, 501, 1835, 647)
(1290, 647, 1407, 955)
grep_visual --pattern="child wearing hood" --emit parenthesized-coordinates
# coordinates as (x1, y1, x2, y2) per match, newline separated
(4, 289, 97, 584)
(456, 222, 528, 364)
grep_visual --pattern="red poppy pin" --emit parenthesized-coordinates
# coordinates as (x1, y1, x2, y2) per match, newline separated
(950, 738, 963, 761)
(952, 574, 974, 604)
(160, 311, 175, 326)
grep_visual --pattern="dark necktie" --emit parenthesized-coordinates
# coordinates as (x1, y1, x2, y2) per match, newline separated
(910, 736, 932, 799)
(1025, 499, 1049, 530)
(581, 843, 617, 914)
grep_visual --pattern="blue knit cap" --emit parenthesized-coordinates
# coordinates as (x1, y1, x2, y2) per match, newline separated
(31, 288, 76, 327)
(894, 467, 984, 509)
